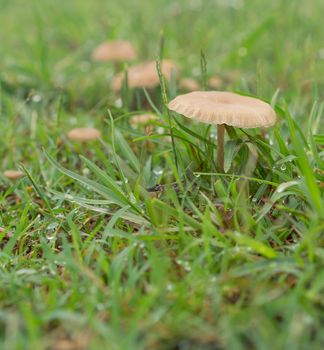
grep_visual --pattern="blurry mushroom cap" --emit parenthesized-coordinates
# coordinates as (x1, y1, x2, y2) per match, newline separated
(130, 113, 157, 126)
(111, 60, 178, 91)
(67, 128, 101, 142)
(179, 78, 200, 91)
(168, 91, 276, 128)
(92, 41, 137, 62)
(208, 76, 222, 89)
(4, 169, 25, 180)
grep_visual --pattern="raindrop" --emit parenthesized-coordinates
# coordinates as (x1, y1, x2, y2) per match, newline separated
(114, 98, 122, 108)
(156, 127, 164, 134)
(46, 234, 56, 242)
(153, 167, 163, 176)
(184, 262, 191, 272)
(64, 194, 74, 200)
(210, 132, 217, 140)
(46, 222, 59, 231)
(70, 117, 78, 125)
(166, 283, 174, 291)
(32, 94, 42, 103)
(129, 193, 136, 204)
(82, 167, 90, 176)
(280, 164, 287, 171)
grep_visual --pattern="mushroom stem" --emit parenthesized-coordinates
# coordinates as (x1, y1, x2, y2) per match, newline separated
(217, 124, 225, 173)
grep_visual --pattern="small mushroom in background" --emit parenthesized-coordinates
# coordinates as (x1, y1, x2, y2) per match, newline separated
(92, 40, 137, 63)
(130, 113, 157, 127)
(168, 91, 276, 172)
(111, 60, 178, 92)
(67, 127, 101, 142)
(179, 78, 200, 91)
(3, 169, 25, 180)
(208, 76, 222, 90)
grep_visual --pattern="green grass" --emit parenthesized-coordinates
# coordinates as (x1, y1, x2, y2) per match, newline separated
(1, 0, 324, 349)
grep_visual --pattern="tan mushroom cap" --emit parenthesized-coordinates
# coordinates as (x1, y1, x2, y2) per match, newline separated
(92, 41, 137, 62)
(4, 169, 25, 180)
(130, 113, 157, 125)
(67, 128, 101, 142)
(208, 76, 222, 89)
(179, 78, 200, 91)
(168, 91, 276, 128)
(111, 60, 178, 91)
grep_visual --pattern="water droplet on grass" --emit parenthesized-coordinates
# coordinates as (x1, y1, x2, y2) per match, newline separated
(210, 132, 217, 140)
(82, 167, 90, 175)
(32, 94, 42, 103)
(166, 283, 174, 291)
(114, 98, 122, 108)
(153, 167, 163, 176)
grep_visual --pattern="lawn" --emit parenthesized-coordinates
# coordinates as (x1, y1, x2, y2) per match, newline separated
(0, 0, 324, 349)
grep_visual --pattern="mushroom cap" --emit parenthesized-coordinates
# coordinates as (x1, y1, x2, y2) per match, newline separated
(168, 91, 277, 128)
(67, 128, 101, 142)
(92, 41, 137, 62)
(208, 76, 222, 89)
(130, 113, 157, 126)
(179, 78, 200, 91)
(4, 169, 25, 180)
(111, 60, 178, 91)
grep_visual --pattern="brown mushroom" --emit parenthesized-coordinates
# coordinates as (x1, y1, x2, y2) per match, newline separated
(92, 40, 137, 63)
(168, 91, 276, 172)
(3, 170, 25, 180)
(67, 128, 101, 142)
(179, 78, 200, 91)
(130, 113, 157, 126)
(111, 60, 178, 91)
(208, 76, 222, 89)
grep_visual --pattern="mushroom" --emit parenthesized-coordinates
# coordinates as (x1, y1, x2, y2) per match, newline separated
(3, 169, 25, 180)
(111, 60, 178, 91)
(208, 76, 222, 89)
(168, 91, 276, 172)
(92, 40, 137, 63)
(130, 113, 157, 127)
(179, 78, 200, 91)
(67, 128, 101, 142)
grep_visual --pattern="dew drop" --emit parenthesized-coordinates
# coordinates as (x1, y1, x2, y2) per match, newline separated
(32, 94, 42, 103)
(82, 167, 90, 175)
(153, 167, 163, 176)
